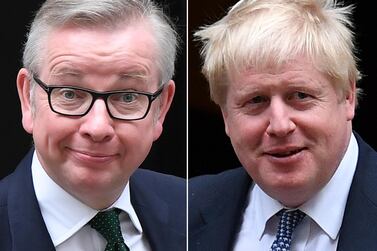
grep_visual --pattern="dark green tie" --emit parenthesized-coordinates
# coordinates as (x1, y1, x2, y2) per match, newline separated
(89, 208, 130, 251)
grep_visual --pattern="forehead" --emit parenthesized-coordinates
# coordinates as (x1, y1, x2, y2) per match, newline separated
(40, 20, 158, 78)
(229, 56, 326, 84)
(225, 55, 337, 97)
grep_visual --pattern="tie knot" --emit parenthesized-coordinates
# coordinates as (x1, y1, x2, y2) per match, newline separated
(271, 209, 306, 251)
(90, 208, 129, 251)
(278, 209, 306, 230)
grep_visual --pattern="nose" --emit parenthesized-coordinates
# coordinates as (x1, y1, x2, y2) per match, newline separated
(79, 99, 115, 142)
(266, 98, 296, 137)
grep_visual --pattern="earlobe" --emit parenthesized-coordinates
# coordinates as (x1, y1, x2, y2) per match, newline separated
(345, 80, 356, 121)
(153, 80, 175, 141)
(17, 68, 34, 134)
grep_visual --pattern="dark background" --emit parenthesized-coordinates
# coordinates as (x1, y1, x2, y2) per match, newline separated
(188, 0, 377, 177)
(1, 0, 186, 179)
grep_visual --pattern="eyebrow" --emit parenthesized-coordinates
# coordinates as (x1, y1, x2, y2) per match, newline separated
(48, 70, 149, 84)
(119, 72, 149, 82)
(50, 64, 150, 79)
(50, 65, 81, 76)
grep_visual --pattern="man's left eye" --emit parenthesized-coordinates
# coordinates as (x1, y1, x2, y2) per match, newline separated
(121, 93, 138, 103)
(291, 92, 310, 100)
(61, 89, 77, 99)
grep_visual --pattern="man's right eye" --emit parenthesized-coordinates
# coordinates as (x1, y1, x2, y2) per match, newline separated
(121, 93, 138, 103)
(61, 89, 77, 100)
(249, 95, 268, 104)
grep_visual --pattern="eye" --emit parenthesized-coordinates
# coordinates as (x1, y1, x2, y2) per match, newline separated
(241, 95, 270, 115)
(290, 92, 311, 100)
(121, 93, 138, 103)
(59, 88, 79, 100)
(249, 95, 268, 104)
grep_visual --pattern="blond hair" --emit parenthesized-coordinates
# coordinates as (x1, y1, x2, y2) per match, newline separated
(195, 0, 361, 105)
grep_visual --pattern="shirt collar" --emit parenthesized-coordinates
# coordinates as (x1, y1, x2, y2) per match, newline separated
(253, 133, 359, 240)
(301, 133, 358, 239)
(252, 184, 283, 240)
(31, 151, 143, 246)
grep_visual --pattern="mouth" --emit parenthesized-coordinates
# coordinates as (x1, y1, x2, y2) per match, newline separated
(265, 147, 306, 158)
(79, 151, 114, 158)
(67, 148, 119, 163)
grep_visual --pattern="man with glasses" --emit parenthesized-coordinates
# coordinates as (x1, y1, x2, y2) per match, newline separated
(0, 0, 185, 250)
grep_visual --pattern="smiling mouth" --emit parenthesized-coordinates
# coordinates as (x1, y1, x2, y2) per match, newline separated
(67, 147, 118, 161)
(81, 152, 113, 158)
(266, 148, 305, 158)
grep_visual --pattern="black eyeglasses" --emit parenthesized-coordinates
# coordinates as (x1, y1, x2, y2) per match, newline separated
(33, 75, 164, 121)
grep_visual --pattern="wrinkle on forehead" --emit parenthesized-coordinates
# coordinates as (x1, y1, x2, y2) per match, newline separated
(39, 21, 159, 88)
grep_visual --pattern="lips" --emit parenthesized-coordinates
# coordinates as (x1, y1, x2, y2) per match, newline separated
(265, 147, 305, 158)
(67, 147, 119, 164)
(77, 150, 116, 158)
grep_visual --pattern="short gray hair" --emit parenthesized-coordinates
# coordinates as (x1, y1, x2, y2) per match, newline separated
(23, 0, 178, 85)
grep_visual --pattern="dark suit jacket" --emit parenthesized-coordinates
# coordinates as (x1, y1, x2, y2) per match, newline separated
(189, 133, 377, 251)
(0, 149, 186, 251)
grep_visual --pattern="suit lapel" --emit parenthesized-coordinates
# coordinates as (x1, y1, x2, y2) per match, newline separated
(7, 149, 55, 250)
(129, 170, 185, 251)
(190, 168, 251, 251)
(337, 134, 377, 250)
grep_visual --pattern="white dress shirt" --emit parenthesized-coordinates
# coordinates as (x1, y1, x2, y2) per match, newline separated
(233, 133, 359, 251)
(31, 151, 151, 251)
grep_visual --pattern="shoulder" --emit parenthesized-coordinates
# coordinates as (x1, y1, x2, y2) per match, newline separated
(0, 149, 34, 207)
(352, 132, 377, 199)
(189, 167, 251, 211)
(0, 173, 13, 207)
(188, 168, 251, 242)
(0, 180, 9, 212)
(0, 152, 32, 219)
(189, 167, 249, 193)
(355, 132, 377, 159)
(132, 168, 185, 189)
(131, 168, 185, 202)
(0, 174, 12, 247)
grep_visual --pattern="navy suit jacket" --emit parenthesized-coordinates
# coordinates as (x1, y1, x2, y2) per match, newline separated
(0, 149, 186, 251)
(189, 134, 377, 251)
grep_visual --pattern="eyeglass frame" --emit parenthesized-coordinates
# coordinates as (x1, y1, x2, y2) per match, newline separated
(32, 75, 165, 121)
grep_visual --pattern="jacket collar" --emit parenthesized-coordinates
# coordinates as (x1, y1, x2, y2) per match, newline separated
(190, 168, 251, 251)
(7, 149, 55, 250)
(130, 169, 185, 251)
(337, 132, 377, 250)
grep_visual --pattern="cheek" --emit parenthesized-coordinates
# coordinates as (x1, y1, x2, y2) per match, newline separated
(226, 115, 266, 163)
(227, 115, 265, 147)
(32, 116, 77, 154)
(300, 105, 349, 147)
(117, 121, 156, 160)
(31, 117, 78, 178)
(308, 120, 349, 167)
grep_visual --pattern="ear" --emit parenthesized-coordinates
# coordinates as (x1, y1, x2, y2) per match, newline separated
(345, 80, 356, 121)
(220, 106, 230, 136)
(17, 68, 34, 134)
(153, 80, 175, 141)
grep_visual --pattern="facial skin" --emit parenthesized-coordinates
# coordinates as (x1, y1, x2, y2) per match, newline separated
(221, 56, 356, 207)
(17, 20, 175, 209)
